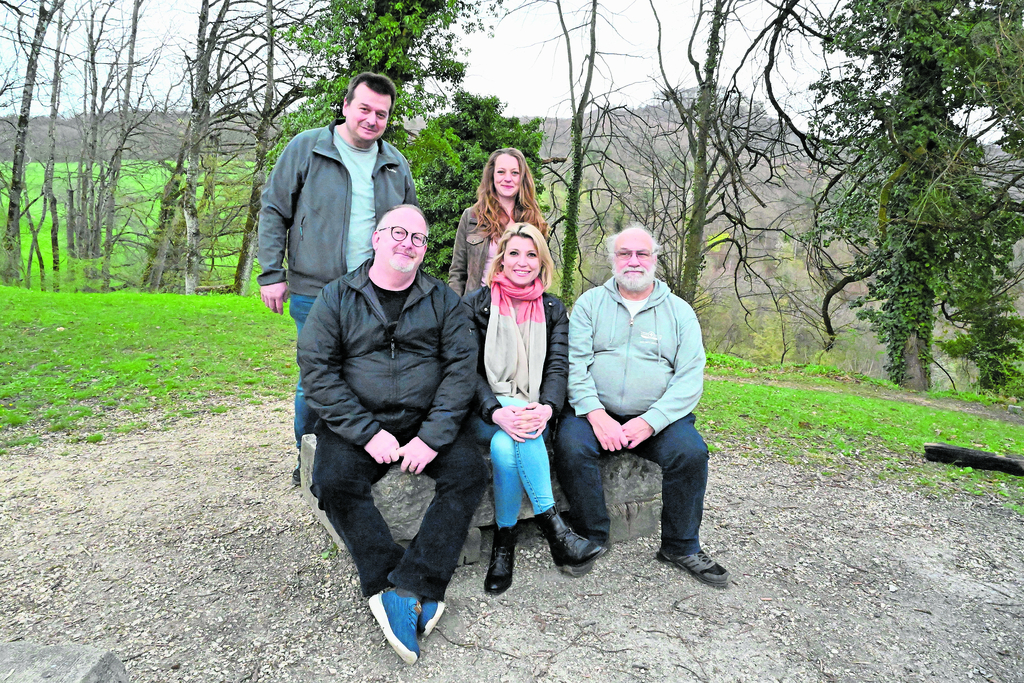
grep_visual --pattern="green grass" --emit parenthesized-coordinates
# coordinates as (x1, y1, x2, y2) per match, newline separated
(5, 160, 259, 292)
(700, 380, 1024, 509)
(0, 286, 297, 443)
(706, 353, 897, 388)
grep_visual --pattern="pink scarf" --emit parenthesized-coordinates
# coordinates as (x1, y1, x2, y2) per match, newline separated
(490, 272, 546, 323)
(485, 272, 547, 402)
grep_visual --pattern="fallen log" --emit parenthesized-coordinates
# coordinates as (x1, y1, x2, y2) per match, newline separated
(924, 442, 1024, 476)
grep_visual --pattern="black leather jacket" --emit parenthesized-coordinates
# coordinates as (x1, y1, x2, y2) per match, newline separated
(298, 262, 478, 451)
(461, 286, 569, 423)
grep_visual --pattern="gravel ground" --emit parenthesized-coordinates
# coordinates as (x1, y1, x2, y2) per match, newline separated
(2, 399, 1022, 683)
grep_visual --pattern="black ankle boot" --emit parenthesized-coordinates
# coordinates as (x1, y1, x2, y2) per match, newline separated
(484, 525, 517, 594)
(534, 507, 605, 568)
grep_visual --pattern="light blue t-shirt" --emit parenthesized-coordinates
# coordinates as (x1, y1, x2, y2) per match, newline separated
(333, 130, 377, 271)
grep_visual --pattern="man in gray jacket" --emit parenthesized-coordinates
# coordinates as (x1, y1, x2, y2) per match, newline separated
(554, 225, 730, 588)
(257, 72, 417, 484)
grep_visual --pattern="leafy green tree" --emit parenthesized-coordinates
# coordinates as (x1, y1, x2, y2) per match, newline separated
(807, 0, 1024, 390)
(275, 0, 490, 152)
(938, 292, 1024, 393)
(404, 91, 545, 279)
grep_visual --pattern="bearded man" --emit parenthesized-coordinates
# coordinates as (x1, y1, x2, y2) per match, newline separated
(553, 224, 730, 588)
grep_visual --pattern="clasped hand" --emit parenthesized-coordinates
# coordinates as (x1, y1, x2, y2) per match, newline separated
(586, 409, 653, 451)
(492, 402, 552, 443)
(364, 430, 437, 475)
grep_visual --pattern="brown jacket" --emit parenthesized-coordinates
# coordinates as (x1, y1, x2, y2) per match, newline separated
(447, 208, 491, 297)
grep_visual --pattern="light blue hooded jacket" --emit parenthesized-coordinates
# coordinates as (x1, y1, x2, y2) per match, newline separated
(566, 277, 705, 434)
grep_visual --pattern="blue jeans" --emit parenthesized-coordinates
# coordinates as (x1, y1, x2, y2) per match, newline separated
(289, 294, 319, 451)
(310, 422, 487, 602)
(455, 397, 556, 528)
(555, 411, 709, 556)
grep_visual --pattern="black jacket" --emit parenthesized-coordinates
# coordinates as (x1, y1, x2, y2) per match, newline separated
(461, 286, 569, 423)
(298, 262, 478, 451)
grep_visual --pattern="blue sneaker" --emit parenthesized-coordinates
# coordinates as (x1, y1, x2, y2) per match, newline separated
(417, 600, 445, 638)
(369, 590, 421, 664)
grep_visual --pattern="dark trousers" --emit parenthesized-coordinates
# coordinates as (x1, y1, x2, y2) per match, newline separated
(310, 423, 487, 602)
(554, 411, 709, 556)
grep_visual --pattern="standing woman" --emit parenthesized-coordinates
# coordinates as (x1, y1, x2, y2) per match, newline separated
(448, 148, 548, 297)
(461, 222, 605, 594)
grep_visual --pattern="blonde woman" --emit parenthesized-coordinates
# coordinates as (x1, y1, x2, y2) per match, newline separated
(448, 148, 548, 296)
(457, 222, 604, 594)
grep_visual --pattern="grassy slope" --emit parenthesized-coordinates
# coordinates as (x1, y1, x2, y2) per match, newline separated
(1, 287, 295, 439)
(4, 161, 255, 289)
(2, 286, 1022, 511)
(7, 162, 167, 268)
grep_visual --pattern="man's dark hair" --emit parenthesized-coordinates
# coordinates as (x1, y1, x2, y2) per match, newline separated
(343, 72, 398, 115)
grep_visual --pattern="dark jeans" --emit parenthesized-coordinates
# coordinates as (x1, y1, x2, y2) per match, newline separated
(289, 294, 320, 451)
(555, 411, 709, 556)
(310, 422, 487, 602)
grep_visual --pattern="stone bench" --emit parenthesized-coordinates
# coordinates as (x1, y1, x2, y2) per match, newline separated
(298, 434, 663, 564)
(0, 641, 129, 683)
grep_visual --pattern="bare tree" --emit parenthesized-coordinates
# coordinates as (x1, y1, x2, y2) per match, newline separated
(231, 0, 306, 295)
(553, 0, 598, 301)
(99, 0, 143, 289)
(182, 0, 271, 294)
(42, 4, 67, 290)
(70, 0, 118, 267)
(3, 0, 65, 285)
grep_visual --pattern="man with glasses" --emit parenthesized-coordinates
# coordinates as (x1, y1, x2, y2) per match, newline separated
(297, 205, 484, 665)
(257, 72, 417, 485)
(554, 225, 730, 588)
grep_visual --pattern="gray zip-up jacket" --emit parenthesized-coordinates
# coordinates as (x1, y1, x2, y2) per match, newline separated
(567, 278, 705, 434)
(257, 120, 417, 297)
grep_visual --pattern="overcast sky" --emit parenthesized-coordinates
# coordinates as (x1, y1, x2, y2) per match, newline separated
(2, 0, 822, 123)
(458, 0, 822, 120)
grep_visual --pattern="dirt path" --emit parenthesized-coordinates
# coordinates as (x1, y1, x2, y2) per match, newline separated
(2, 400, 1022, 682)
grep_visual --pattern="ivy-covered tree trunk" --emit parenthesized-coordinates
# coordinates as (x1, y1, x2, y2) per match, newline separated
(675, 0, 726, 306)
(807, 0, 1024, 390)
(556, 0, 597, 302)
(871, 245, 935, 390)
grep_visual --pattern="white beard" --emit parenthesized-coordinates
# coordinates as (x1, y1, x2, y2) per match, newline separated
(615, 266, 655, 292)
(389, 255, 418, 273)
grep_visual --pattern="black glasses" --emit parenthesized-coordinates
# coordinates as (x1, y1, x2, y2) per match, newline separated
(377, 225, 428, 247)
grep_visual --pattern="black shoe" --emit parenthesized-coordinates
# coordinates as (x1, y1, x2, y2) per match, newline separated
(534, 507, 606, 571)
(657, 549, 730, 588)
(484, 525, 517, 594)
(291, 463, 301, 487)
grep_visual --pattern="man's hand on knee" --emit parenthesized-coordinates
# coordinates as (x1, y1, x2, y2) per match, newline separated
(365, 429, 401, 464)
(396, 437, 437, 475)
(586, 409, 628, 452)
